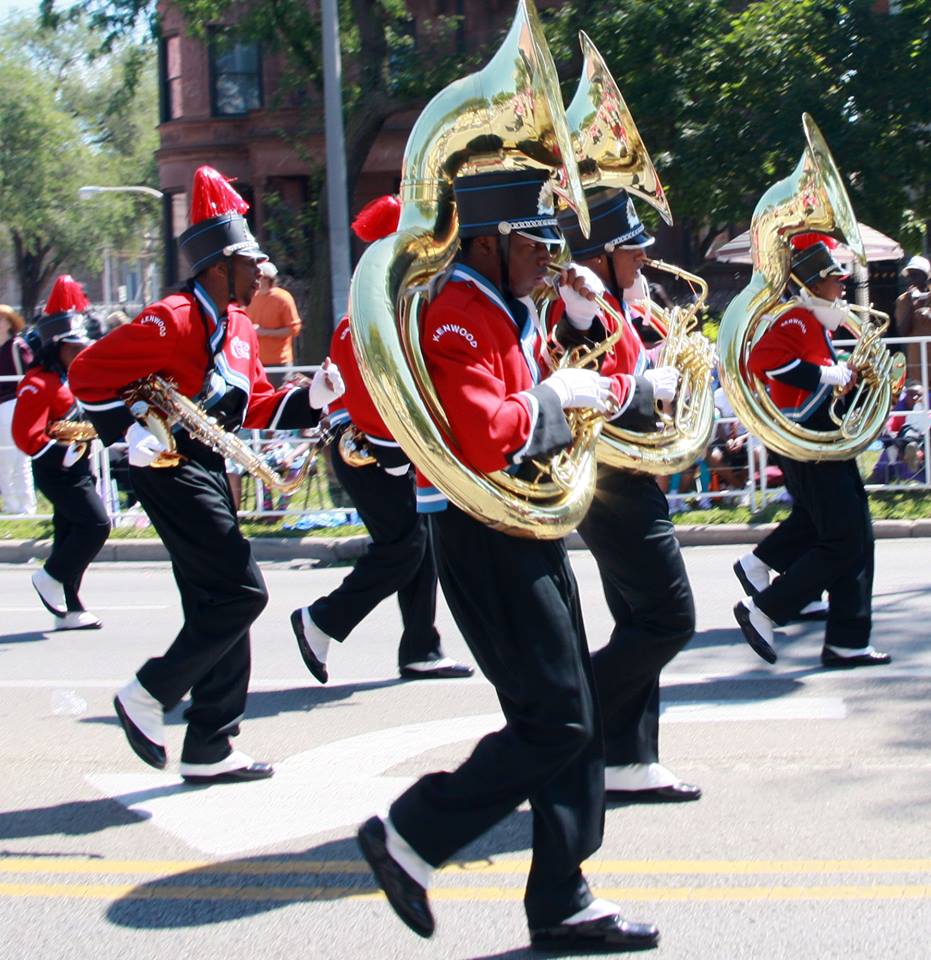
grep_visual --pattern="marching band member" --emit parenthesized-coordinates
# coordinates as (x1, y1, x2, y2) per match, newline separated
(550, 189, 699, 802)
(13, 276, 109, 630)
(733, 235, 889, 668)
(357, 170, 659, 952)
(290, 195, 473, 684)
(69, 167, 345, 784)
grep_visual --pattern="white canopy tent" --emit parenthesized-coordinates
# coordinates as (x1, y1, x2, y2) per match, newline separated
(707, 222, 904, 266)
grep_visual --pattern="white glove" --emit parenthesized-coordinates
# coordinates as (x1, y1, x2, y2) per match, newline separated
(309, 359, 345, 409)
(126, 421, 167, 468)
(558, 264, 606, 329)
(644, 365, 679, 402)
(541, 368, 615, 413)
(819, 362, 853, 387)
(61, 442, 84, 468)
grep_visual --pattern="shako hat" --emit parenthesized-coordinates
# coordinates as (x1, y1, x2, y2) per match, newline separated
(558, 188, 654, 260)
(178, 166, 267, 275)
(453, 169, 562, 246)
(36, 275, 91, 347)
(790, 232, 848, 288)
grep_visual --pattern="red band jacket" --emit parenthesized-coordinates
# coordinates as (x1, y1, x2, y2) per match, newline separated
(748, 304, 840, 429)
(415, 264, 573, 513)
(327, 316, 409, 472)
(68, 283, 321, 446)
(12, 367, 83, 469)
(543, 288, 658, 431)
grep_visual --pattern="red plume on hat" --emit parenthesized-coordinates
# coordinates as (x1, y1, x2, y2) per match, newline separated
(189, 165, 250, 225)
(44, 275, 89, 316)
(791, 232, 839, 253)
(351, 195, 401, 243)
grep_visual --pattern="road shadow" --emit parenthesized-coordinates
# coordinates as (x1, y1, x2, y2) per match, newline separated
(0, 797, 149, 840)
(0, 630, 53, 646)
(105, 808, 540, 930)
(80, 678, 405, 730)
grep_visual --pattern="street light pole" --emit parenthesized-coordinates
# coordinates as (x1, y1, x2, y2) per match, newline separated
(78, 185, 164, 201)
(321, 0, 352, 330)
(78, 185, 164, 307)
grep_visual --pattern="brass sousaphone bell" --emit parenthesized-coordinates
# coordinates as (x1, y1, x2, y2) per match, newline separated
(557, 32, 716, 476)
(348, 0, 597, 539)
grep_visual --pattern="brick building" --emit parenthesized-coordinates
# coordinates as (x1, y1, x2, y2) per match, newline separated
(156, 2, 557, 285)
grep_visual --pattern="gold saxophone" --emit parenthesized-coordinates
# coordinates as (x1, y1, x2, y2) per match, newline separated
(123, 375, 329, 493)
(718, 114, 906, 461)
(338, 426, 377, 468)
(348, 0, 597, 539)
(46, 418, 98, 461)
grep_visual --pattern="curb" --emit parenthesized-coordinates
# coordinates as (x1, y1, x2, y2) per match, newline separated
(1, 519, 926, 564)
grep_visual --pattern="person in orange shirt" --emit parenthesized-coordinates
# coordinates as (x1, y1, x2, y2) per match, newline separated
(246, 262, 302, 383)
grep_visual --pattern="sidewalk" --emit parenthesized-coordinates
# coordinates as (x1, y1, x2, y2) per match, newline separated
(2, 519, 929, 564)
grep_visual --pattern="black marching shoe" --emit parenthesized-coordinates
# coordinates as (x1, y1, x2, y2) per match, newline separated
(820, 648, 891, 669)
(733, 601, 778, 664)
(609, 782, 702, 803)
(113, 695, 166, 770)
(399, 659, 474, 680)
(290, 608, 329, 684)
(357, 816, 434, 938)
(531, 915, 660, 952)
(180, 752, 275, 785)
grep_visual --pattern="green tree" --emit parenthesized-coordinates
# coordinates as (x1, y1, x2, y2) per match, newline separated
(546, 0, 931, 260)
(0, 14, 158, 316)
(42, 0, 469, 357)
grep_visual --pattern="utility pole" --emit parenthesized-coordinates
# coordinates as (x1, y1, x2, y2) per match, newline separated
(321, 0, 352, 330)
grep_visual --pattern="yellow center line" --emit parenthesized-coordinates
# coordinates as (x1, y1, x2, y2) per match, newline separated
(0, 857, 929, 877)
(0, 882, 928, 904)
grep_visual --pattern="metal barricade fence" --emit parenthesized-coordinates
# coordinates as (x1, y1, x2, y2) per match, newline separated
(0, 338, 929, 525)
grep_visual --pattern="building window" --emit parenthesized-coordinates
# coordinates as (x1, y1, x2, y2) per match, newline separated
(159, 36, 183, 121)
(209, 32, 262, 116)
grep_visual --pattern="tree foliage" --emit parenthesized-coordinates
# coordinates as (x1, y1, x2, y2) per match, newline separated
(30, 0, 930, 335)
(0, 13, 158, 316)
(546, 0, 931, 258)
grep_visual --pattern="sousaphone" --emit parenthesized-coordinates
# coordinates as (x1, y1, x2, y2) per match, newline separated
(349, 0, 596, 539)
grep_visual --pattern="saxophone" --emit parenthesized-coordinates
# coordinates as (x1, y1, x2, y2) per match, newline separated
(46, 418, 98, 462)
(123, 375, 330, 494)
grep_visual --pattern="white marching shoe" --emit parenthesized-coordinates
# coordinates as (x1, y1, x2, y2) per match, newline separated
(114, 677, 166, 769)
(733, 553, 771, 597)
(733, 598, 777, 664)
(54, 611, 102, 630)
(32, 568, 67, 617)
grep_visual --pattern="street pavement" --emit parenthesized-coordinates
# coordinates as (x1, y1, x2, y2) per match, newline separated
(0, 540, 928, 959)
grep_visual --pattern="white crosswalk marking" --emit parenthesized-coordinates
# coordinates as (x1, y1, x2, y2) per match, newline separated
(87, 696, 847, 855)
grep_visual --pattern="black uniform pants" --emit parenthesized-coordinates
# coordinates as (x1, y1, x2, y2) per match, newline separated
(579, 470, 695, 767)
(130, 439, 268, 764)
(390, 506, 604, 929)
(33, 457, 110, 610)
(754, 456, 873, 649)
(309, 445, 440, 666)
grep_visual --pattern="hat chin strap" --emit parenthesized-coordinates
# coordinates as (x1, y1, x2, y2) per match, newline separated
(497, 236, 512, 298)
(226, 257, 237, 306)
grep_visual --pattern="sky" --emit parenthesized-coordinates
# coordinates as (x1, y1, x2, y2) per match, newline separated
(0, 0, 39, 19)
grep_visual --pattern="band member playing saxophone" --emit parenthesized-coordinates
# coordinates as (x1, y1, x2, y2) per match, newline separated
(14, 276, 109, 630)
(69, 166, 344, 784)
(291, 196, 472, 684)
